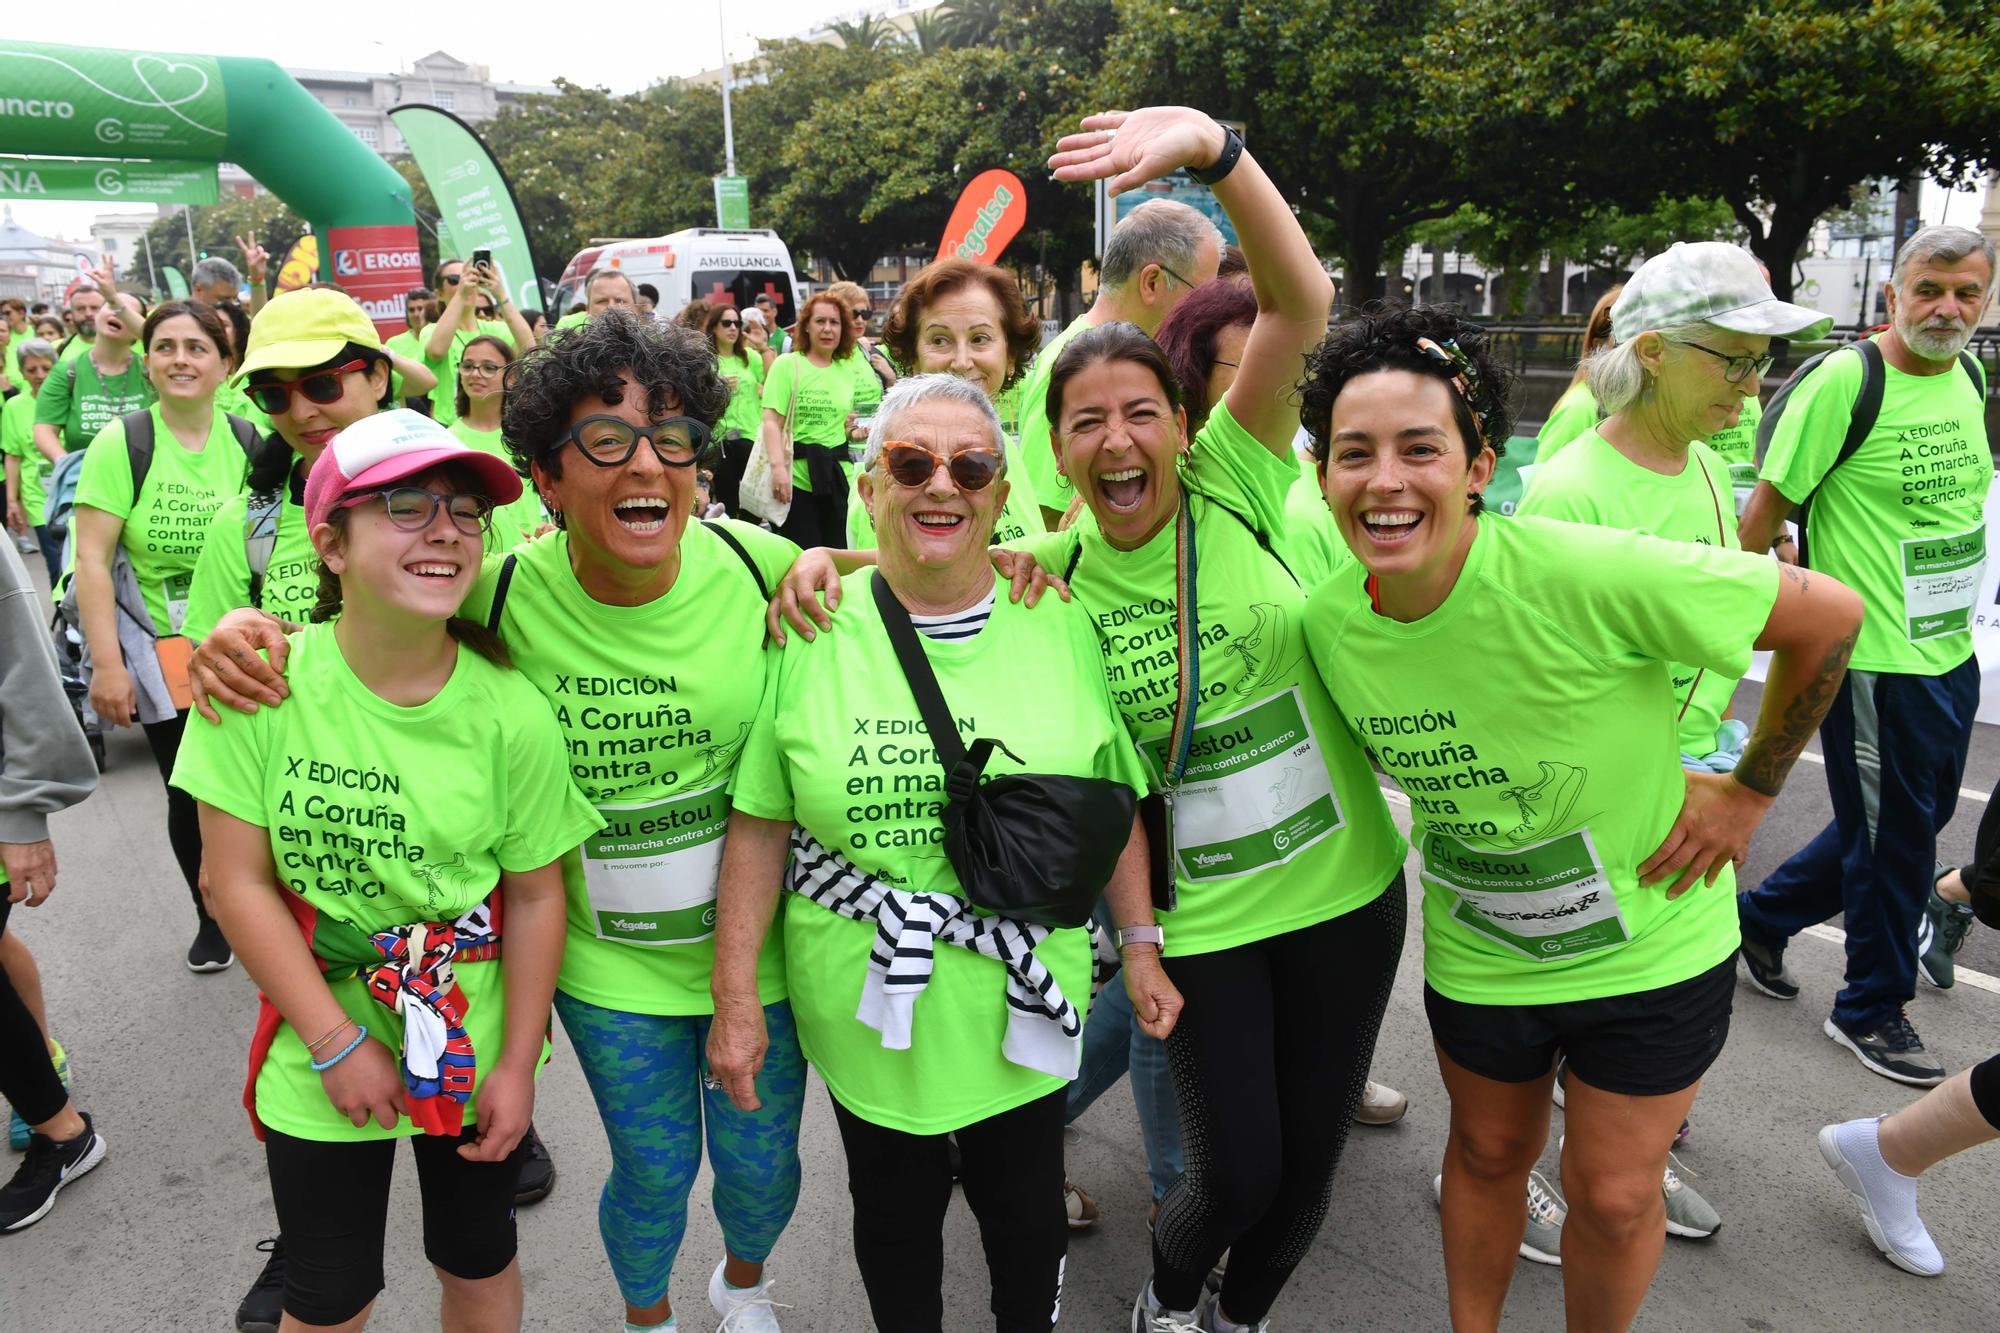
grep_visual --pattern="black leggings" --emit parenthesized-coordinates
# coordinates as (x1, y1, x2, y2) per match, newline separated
(830, 1086, 1067, 1333)
(140, 710, 207, 923)
(775, 442, 849, 549)
(1151, 878, 1407, 1321)
(0, 900, 66, 1128)
(264, 1126, 526, 1325)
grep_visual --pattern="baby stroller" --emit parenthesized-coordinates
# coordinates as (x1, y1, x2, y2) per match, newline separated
(42, 450, 105, 771)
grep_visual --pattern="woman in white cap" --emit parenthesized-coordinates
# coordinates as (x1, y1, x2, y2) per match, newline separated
(1297, 303, 1861, 1332)
(172, 409, 600, 1332)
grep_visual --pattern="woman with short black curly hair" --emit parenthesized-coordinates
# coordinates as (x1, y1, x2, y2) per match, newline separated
(1299, 302, 1862, 1331)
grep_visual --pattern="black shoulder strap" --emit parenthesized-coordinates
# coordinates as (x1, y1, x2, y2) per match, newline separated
(485, 553, 519, 635)
(1958, 349, 1984, 399)
(1834, 338, 1886, 474)
(1062, 541, 1083, 583)
(701, 520, 769, 602)
(222, 412, 262, 462)
(121, 407, 156, 499)
(871, 572, 969, 772)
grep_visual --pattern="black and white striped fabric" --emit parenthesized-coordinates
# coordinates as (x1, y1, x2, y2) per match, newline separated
(787, 827, 1116, 1080)
(905, 587, 995, 641)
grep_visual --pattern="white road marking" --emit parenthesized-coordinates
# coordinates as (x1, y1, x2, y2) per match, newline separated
(1797, 750, 1988, 804)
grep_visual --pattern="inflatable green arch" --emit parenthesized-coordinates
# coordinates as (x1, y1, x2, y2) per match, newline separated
(0, 40, 420, 334)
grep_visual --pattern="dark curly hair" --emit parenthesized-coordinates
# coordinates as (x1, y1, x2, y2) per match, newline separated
(882, 259, 1042, 392)
(1153, 276, 1256, 429)
(500, 308, 729, 486)
(1299, 305, 1512, 513)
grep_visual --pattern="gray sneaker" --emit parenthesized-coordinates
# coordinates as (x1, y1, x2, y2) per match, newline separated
(1824, 1013, 1946, 1087)
(1663, 1154, 1721, 1239)
(1432, 1169, 1564, 1266)
(1131, 1282, 1203, 1333)
(1917, 890, 1975, 990)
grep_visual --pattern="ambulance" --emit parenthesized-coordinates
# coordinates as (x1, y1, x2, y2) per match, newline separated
(552, 228, 801, 328)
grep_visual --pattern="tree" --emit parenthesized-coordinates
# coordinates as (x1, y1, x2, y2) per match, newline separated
(1101, 0, 1473, 308)
(907, 10, 956, 56)
(136, 193, 308, 296)
(828, 15, 900, 51)
(1423, 0, 2000, 303)
(940, 0, 1009, 47)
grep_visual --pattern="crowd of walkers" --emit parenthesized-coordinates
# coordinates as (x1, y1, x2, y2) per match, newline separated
(2, 102, 1998, 1333)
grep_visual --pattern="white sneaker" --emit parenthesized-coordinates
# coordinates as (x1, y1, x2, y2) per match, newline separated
(1131, 1280, 1203, 1332)
(1818, 1120, 1944, 1276)
(709, 1259, 789, 1332)
(1353, 1079, 1409, 1126)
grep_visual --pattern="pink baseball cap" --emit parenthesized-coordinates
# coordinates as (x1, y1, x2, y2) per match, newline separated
(304, 408, 524, 531)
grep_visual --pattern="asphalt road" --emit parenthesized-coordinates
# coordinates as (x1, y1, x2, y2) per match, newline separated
(5, 671, 1999, 1331)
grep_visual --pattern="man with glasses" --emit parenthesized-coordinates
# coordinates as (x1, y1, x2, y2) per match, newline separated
(421, 257, 535, 429)
(1013, 199, 1223, 527)
(1737, 225, 1998, 1086)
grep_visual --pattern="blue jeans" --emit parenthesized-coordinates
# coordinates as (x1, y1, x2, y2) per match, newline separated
(33, 525, 60, 587)
(1066, 906, 1182, 1202)
(1740, 660, 1980, 1032)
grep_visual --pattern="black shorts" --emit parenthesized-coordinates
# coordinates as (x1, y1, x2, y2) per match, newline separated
(264, 1126, 525, 1325)
(1424, 953, 1736, 1098)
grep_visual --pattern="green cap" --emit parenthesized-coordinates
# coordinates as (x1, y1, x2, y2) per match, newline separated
(234, 288, 383, 384)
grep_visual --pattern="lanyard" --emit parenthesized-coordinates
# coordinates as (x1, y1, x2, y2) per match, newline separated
(1162, 493, 1199, 787)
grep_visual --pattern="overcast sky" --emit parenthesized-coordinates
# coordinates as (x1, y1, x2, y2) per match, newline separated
(3, 7, 1989, 252)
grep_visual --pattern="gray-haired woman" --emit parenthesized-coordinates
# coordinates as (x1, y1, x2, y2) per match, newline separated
(709, 373, 1174, 1333)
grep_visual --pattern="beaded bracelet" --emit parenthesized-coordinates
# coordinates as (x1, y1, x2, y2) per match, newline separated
(310, 1026, 369, 1073)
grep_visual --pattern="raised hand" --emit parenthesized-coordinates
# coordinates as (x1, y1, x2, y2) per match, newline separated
(1049, 107, 1228, 197)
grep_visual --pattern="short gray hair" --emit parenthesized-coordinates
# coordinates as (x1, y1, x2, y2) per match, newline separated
(1585, 320, 1721, 417)
(1892, 225, 1996, 288)
(584, 268, 635, 300)
(190, 256, 242, 293)
(1100, 199, 1223, 290)
(860, 373, 1007, 473)
(14, 338, 56, 364)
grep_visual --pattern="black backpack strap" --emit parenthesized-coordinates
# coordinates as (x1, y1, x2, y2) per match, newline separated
(701, 520, 769, 602)
(871, 571, 969, 772)
(120, 407, 157, 500)
(1062, 541, 1083, 584)
(485, 553, 518, 635)
(1958, 349, 1985, 400)
(1834, 339, 1886, 473)
(223, 412, 262, 462)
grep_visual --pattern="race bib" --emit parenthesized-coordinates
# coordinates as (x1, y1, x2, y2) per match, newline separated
(1902, 526, 1984, 642)
(1152, 688, 1342, 882)
(581, 784, 730, 947)
(1421, 827, 1629, 961)
(163, 570, 192, 635)
(1727, 462, 1757, 516)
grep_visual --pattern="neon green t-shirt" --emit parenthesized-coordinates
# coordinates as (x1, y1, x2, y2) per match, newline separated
(383, 328, 426, 405)
(1304, 514, 1778, 1004)
(760, 352, 856, 493)
(182, 473, 317, 642)
(34, 350, 152, 450)
(3, 339, 20, 388)
(445, 420, 543, 553)
(730, 572, 1146, 1132)
(56, 334, 91, 365)
(169, 623, 602, 1142)
(73, 406, 249, 636)
(458, 521, 798, 1016)
(1283, 453, 1347, 586)
(715, 351, 766, 439)
(1704, 393, 1762, 511)
(844, 435, 1046, 551)
(842, 346, 886, 417)
(1015, 402, 1406, 958)
(212, 381, 273, 441)
(2, 391, 50, 526)
(1534, 380, 1599, 465)
(1517, 433, 1742, 757)
(1759, 338, 1991, 676)
(422, 320, 515, 428)
(1014, 316, 1090, 517)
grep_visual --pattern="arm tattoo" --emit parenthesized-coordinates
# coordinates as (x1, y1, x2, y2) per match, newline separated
(1735, 625, 1857, 797)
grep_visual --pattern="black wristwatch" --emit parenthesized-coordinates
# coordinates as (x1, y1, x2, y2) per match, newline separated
(1190, 125, 1244, 185)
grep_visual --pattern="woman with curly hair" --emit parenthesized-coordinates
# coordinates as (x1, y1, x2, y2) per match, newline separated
(1298, 303, 1860, 1331)
(189, 309, 819, 1332)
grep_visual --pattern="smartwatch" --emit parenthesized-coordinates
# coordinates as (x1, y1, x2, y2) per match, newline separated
(1189, 125, 1244, 186)
(1116, 924, 1165, 952)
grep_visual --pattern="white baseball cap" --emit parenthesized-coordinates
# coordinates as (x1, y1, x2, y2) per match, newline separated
(1612, 242, 1833, 344)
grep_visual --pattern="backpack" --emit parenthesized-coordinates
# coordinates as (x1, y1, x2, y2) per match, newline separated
(45, 408, 263, 537)
(1755, 338, 1985, 563)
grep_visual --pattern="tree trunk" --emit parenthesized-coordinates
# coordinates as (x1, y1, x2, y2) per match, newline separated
(1749, 211, 1815, 306)
(1340, 230, 1388, 312)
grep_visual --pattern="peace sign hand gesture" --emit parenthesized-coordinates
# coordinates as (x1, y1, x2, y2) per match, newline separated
(234, 232, 270, 283)
(1048, 107, 1229, 197)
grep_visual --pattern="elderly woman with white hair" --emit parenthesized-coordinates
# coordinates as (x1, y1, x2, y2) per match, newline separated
(709, 373, 1170, 1333)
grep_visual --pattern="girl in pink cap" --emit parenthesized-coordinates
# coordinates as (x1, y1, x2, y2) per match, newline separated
(171, 409, 602, 1332)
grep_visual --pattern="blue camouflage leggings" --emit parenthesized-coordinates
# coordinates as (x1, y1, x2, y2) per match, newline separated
(553, 991, 807, 1308)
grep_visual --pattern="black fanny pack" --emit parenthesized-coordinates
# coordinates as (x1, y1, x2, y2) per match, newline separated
(873, 572, 1133, 930)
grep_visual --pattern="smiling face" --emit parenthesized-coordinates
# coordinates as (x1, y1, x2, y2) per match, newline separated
(1057, 355, 1188, 550)
(913, 285, 1012, 400)
(859, 397, 1010, 577)
(1321, 370, 1493, 614)
(145, 314, 226, 403)
(458, 343, 506, 409)
(534, 370, 692, 599)
(314, 464, 483, 629)
(260, 360, 391, 468)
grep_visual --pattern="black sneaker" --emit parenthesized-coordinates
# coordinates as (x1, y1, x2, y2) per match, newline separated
(235, 1235, 286, 1333)
(1824, 1013, 1947, 1087)
(0, 1112, 105, 1232)
(1735, 912, 1798, 999)
(514, 1124, 555, 1207)
(187, 918, 235, 973)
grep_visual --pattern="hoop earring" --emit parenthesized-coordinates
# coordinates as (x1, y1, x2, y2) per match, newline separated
(1055, 470, 1073, 490)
